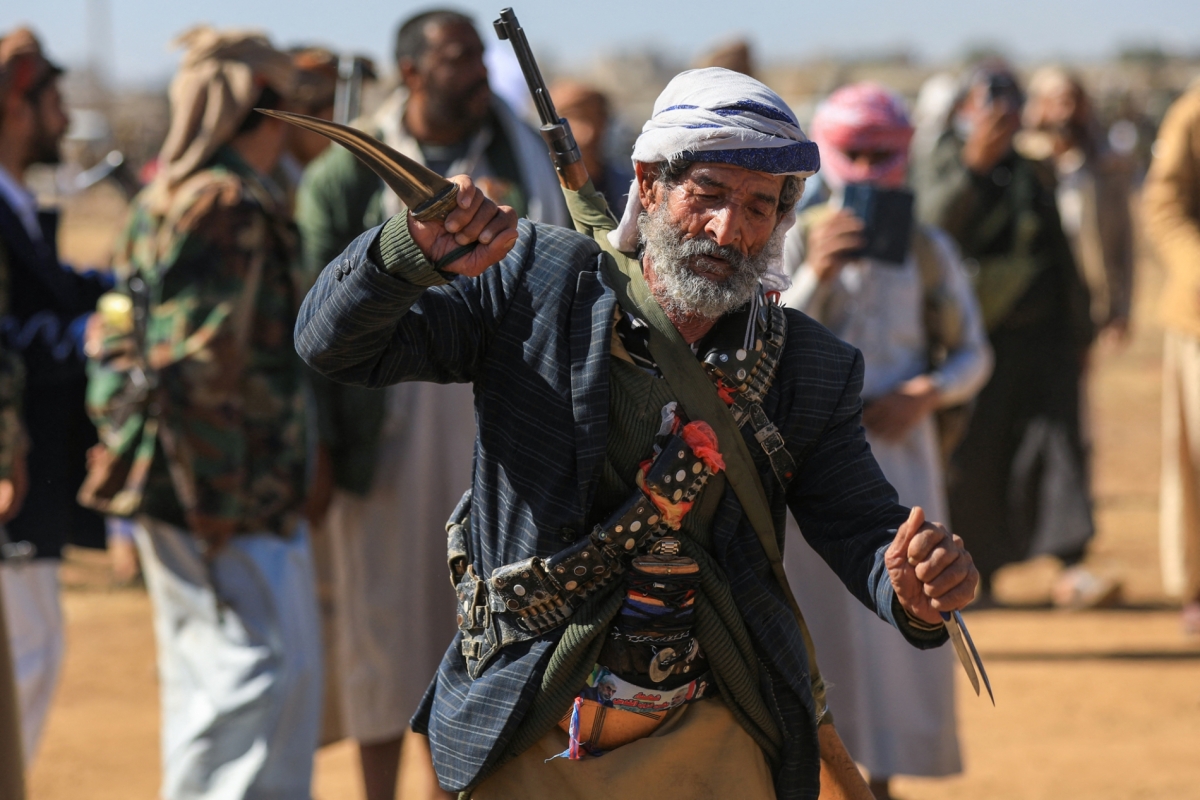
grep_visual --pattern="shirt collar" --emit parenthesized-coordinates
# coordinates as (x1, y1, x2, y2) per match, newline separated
(613, 286, 766, 376)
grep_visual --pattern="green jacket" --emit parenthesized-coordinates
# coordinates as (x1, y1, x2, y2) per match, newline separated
(294, 145, 387, 494)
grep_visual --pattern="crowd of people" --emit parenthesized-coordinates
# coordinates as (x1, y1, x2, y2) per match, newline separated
(0, 9, 1197, 800)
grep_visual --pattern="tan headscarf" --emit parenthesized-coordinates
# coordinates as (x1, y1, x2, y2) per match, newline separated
(151, 26, 295, 201)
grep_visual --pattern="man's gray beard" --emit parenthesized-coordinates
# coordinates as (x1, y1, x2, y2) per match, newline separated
(638, 203, 783, 320)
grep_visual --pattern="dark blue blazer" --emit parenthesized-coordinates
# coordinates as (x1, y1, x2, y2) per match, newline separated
(295, 220, 942, 798)
(0, 197, 108, 557)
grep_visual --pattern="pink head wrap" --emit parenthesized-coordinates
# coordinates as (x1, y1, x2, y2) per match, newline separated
(810, 82, 914, 189)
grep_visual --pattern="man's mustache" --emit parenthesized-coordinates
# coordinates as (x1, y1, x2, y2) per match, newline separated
(677, 236, 747, 276)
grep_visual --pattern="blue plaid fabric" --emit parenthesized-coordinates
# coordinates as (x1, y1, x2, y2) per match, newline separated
(295, 220, 945, 798)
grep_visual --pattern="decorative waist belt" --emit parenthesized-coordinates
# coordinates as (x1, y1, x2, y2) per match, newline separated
(450, 412, 724, 680)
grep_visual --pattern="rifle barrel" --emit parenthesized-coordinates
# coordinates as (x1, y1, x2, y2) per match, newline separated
(493, 7, 588, 191)
(494, 8, 558, 126)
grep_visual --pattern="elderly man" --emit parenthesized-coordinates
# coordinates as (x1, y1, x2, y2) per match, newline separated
(781, 82, 992, 799)
(87, 28, 321, 799)
(295, 10, 566, 800)
(296, 68, 978, 800)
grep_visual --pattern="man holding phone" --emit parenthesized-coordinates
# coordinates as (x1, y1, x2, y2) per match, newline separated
(914, 65, 1103, 611)
(781, 82, 992, 800)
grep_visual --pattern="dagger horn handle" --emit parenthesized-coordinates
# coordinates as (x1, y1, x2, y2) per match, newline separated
(411, 184, 478, 272)
(411, 183, 462, 222)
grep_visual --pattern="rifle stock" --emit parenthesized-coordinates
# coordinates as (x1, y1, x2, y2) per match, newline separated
(493, 7, 589, 190)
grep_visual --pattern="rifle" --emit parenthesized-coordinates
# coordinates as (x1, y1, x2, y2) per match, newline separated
(493, 8, 589, 191)
(333, 55, 368, 125)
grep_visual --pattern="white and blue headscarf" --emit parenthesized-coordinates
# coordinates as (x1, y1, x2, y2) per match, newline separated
(609, 67, 820, 254)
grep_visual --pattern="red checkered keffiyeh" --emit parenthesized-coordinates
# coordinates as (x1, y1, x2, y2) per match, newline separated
(810, 82, 914, 189)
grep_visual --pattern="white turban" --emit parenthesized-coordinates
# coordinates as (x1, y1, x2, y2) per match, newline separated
(609, 67, 819, 257)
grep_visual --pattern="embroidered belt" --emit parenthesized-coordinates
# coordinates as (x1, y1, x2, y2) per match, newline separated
(451, 426, 719, 679)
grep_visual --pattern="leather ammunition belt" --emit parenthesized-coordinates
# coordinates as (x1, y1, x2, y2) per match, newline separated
(450, 429, 717, 679)
(702, 300, 795, 487)
(447, 297, 791, 679)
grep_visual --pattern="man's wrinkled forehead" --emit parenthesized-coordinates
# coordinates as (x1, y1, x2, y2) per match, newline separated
(669, 161, 784, 206)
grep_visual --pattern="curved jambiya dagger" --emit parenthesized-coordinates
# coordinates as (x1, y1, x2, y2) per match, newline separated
(255, 108, 462, 223)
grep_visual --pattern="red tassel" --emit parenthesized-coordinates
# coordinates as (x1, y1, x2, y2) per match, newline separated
(681, 421, 725, 473)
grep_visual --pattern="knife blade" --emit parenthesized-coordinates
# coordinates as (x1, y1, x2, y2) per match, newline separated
(941, 610, 994, 705)
(952, 609, 994, 705)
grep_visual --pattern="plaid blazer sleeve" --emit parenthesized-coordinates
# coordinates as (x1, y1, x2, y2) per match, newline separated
(781, 330, 946, 647)
(295, 220, 535, 388)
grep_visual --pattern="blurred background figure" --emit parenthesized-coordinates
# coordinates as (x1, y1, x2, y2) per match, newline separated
(0, 28, 32, 800)
(1020, 66, 1136, 608)
(88, 27, 322, 799)
(782, 82, 992, 800)
(911, 72, 960, 163)
(295, 9, 566, 800)
(1143, 79, 1200, 636)
(549, 79, 633, 214)
(695, 38, 755, 77)
(1021, 65, 1136, 344)
(280, 42, 378, 754)
(279, 45, 340, 194)
(280, 46, 377, 195)
(0, 25, 109, 772)
(914, 64, 1107, 608)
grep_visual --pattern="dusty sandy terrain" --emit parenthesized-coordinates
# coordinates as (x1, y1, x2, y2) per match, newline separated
(19, 188, 1200, 799)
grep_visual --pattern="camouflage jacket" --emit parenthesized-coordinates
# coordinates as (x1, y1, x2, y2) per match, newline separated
(97, 147, 306, 545)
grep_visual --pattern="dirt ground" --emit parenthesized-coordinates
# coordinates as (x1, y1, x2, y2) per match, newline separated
(20, 187, 1200, 799)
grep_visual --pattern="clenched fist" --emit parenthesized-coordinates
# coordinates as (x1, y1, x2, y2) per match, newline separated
(886, 506, 978, 625)
(407, 175, 520, 277)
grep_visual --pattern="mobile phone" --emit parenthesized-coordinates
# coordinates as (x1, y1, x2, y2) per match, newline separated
(841, 183, 914, 266)
(983, 72, 1022, 112)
